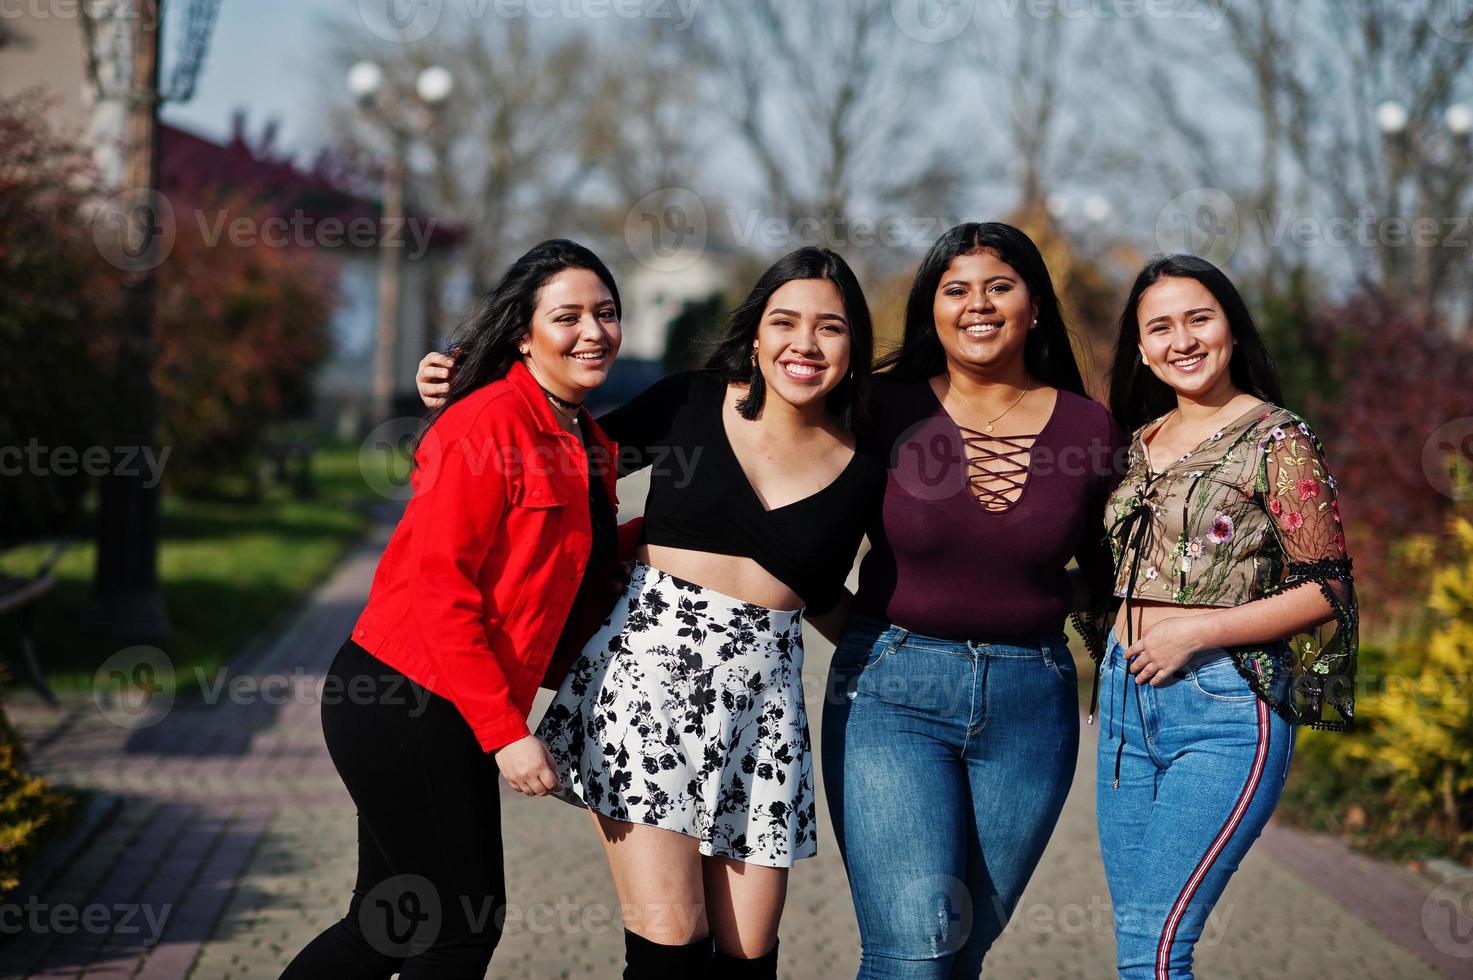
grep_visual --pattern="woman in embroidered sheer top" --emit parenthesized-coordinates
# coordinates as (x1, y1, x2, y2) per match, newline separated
(1104, 401, 1356, 728)
(1090, 253, 1357, 980)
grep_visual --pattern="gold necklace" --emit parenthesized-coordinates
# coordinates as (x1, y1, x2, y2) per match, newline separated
(949, 376, 1032, 434)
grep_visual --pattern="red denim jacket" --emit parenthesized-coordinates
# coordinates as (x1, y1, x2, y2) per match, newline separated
(351, 360, 630, 753)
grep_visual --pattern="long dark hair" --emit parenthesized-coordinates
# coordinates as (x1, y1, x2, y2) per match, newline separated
(875, 222, 1088, 397)
(703, 246, 874, 433)
(1108, 254, 1284, 433)
(415, 239, 620, 452)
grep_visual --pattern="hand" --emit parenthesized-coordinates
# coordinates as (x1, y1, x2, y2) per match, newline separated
(417, 350, 458, 409)
(493, 734, 563, 797)
(1126, 616, 1210, 686)
(606, 560, 635, 599)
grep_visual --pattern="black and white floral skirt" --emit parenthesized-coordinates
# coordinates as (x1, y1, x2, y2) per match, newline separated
(535, 561, 816, 868)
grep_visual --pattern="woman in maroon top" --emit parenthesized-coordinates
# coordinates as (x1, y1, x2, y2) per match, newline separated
(822, 222, 1124, 978)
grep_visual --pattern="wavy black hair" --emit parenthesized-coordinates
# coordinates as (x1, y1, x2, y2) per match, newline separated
(414, 238, 620, 453)
(1108, 254, 1283, 433)
(703, 246, 873, 433)
(875, 221, 1088, 397)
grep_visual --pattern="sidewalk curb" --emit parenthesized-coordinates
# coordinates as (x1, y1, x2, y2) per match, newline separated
(1260, 821, 1473, 978)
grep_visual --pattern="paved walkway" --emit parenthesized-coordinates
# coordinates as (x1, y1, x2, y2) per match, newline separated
(2, 499, 1469, 978)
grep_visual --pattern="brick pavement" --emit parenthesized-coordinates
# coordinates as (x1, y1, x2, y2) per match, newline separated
(1, 490, 1468, 978)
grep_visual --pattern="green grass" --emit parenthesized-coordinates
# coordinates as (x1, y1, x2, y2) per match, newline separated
(0, 441, 383, 690)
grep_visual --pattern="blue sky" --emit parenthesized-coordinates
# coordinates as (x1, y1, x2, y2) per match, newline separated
(162, 0, 331, 154)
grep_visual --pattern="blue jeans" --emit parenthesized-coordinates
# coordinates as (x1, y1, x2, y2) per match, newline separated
(1095, 629, 1295, 979)
(820, 617, 1080, 978)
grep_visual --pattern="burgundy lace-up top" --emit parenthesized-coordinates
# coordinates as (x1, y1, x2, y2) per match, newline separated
(853, 376, 1125, 641)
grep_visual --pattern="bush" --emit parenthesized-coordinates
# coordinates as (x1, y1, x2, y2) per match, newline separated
(153, 186, 337, 497)
(0, 705, 71, 894)
(0, 90, 119, 540)
(1282, 515, 1473, 863)
(1306, 293, 1473, 614)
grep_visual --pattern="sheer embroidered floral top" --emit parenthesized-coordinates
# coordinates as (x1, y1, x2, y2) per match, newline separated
(1097, 403, 1358, 732)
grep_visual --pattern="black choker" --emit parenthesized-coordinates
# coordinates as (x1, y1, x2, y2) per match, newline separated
(539, 384, 582, 414)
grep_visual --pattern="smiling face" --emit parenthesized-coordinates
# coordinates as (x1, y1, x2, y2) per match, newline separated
(1136, 275, 1237, 400)
(932, 249, 1038, 376)
(753, 278, 853, 413)
(518, 268, 622, 401)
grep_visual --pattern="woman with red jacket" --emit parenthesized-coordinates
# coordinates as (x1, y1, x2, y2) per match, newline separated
(282, 239, 626, 979)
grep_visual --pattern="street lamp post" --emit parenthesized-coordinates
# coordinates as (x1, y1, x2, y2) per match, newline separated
(347, 61, 452, 428)
(1375, 99, 1472, 316)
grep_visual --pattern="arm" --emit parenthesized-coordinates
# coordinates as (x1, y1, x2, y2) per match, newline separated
(406, 410, 561, 792)
(806, 588, 854, 646)
(1129, 420, 1354, 689)
(594, 371, 695, 477)
(1070, 413, 1128, 658)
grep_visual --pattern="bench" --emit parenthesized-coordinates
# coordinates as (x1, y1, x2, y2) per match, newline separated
(0, 541, 69, 706)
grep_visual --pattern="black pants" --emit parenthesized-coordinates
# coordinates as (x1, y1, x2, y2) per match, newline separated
(281, 641, 506, 979)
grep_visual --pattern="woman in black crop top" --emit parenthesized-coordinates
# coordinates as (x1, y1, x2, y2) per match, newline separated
(420, 247, 885, 980)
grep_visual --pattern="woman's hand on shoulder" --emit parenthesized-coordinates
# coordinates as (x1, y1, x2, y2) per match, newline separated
(417, 350, 458, 409)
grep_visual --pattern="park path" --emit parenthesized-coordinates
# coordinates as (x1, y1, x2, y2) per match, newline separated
(1, 486, 1469, 979)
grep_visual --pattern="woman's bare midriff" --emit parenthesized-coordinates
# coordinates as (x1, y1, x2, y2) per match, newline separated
(1114, 598, 1221, 644)
(639, 543, 804, 612)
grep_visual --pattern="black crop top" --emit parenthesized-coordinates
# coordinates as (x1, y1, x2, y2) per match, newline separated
(596, 370, 886, 615)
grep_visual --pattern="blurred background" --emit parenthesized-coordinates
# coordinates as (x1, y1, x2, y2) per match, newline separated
(1, 1, 1472, 977)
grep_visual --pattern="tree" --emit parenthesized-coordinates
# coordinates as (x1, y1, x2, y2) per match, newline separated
(684, 0, 963, 266)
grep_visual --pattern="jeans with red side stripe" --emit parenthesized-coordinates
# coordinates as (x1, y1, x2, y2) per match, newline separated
(1095, 629, 1296, 980)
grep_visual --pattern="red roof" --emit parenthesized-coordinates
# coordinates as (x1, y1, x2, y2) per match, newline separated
(158, 113, 462, 248)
